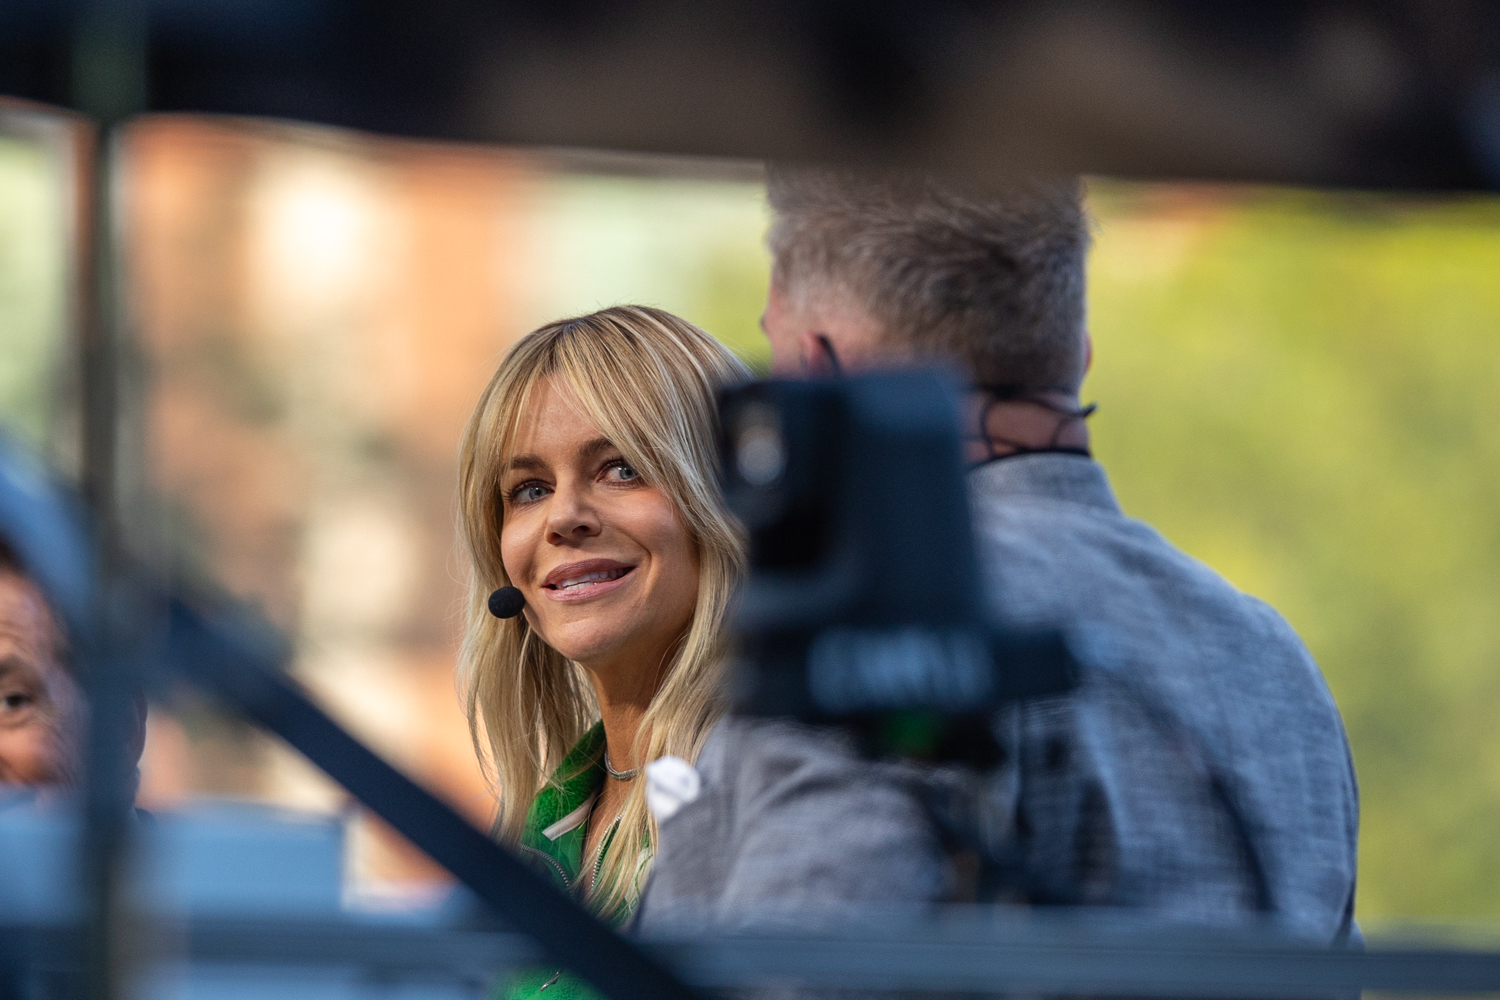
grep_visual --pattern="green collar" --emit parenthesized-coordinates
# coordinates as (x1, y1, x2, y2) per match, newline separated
(503, 723, 636, 1000)
(520, 722, 607, 895)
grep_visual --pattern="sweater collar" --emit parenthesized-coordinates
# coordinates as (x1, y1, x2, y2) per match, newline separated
(522, 722, 606, 863)
(968, 451, 1121, 514)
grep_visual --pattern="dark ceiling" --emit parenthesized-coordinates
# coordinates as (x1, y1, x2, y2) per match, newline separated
(3, 1, 1499, 190)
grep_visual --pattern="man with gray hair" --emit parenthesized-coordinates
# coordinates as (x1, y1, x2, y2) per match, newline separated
(755, 169, 1359, 940)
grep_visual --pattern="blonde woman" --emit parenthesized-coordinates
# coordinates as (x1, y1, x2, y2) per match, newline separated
(460, 306, 946, 998)
(458, 306, 746, 992)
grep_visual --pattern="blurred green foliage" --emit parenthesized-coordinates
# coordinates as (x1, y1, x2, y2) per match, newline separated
(0, 136, 66, 455)
(525, 172, 771, 371)
(1085, 184, 1500, 919)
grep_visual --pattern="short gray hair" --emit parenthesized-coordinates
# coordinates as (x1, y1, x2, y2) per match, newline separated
(766, 168, 1091, 391)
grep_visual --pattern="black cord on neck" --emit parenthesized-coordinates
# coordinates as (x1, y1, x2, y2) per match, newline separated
(813, 334, 843, 375)
(969, 384, 1097, 466)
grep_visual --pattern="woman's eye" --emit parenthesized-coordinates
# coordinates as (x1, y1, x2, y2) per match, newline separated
(509, 483, 550, 504)
(603, 461, 640, 483)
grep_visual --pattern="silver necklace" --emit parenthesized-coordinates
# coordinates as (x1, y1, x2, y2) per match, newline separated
(603, 750, 637, 781)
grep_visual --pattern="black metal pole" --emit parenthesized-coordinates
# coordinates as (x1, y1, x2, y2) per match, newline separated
(72, 5, 148, 1000)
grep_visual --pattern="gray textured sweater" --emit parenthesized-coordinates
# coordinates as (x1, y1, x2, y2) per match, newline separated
(637, 453, 1357, 942)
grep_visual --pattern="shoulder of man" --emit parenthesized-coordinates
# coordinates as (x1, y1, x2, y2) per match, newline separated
(971, 458, 1331, 696)
(969, 459, 1357, 936)
(635, 716, 947, 934)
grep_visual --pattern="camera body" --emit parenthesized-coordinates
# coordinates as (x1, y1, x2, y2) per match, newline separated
(719, 370, 1076, 762)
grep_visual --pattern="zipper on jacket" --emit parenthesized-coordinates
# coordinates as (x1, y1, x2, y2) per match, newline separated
(520, 844, 572, 888)
(521, 815, 621, 897)
(587, 817, 622, 893)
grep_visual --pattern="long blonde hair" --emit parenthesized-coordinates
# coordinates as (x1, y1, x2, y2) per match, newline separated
(457, 305, 748, 914)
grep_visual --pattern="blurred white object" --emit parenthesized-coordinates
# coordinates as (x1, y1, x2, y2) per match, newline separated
(0, 795, 492, 1000)
(644, 756, 700, 823)
(0, 791, 82, 921)
(141, 801, 344, 916)
(0, 795, 344, 919)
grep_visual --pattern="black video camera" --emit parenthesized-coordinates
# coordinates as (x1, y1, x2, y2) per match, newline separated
(718, 370, 1078, 763)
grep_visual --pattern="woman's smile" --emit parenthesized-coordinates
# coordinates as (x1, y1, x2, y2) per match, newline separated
(541, 559, 638, 602)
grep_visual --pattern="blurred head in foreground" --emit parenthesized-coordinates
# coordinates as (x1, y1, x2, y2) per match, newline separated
(0, 543, 85, 790)
(762, 168, 1092, 394)
(458, 305, 748, 916)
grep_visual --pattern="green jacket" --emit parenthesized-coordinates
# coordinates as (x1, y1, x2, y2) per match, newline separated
(500, 723, 634, 1000)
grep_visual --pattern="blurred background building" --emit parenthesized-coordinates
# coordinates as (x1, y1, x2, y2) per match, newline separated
(1, 111, 1498, 919)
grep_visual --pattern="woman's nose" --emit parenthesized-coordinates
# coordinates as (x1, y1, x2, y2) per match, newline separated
(545, 483, 602, 543)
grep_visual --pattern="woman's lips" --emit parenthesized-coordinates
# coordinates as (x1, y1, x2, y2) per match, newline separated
(540, 561, 637, 603)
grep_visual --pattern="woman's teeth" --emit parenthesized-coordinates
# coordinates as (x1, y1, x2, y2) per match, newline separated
(555, 568, 629, 590)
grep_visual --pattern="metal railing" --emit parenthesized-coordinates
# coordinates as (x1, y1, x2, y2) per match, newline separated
(13, 909, 1500, 997)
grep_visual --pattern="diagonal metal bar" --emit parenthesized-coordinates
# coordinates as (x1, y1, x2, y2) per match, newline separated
(161, 596, 700, 1000)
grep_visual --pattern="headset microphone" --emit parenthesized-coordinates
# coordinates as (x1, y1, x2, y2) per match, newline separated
(487, 586, 526, 619)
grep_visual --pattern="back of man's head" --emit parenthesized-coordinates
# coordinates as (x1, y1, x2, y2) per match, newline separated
(765, 168, 1091, 391)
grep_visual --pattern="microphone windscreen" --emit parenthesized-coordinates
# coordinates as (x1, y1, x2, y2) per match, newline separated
(487, 586, 526, 619)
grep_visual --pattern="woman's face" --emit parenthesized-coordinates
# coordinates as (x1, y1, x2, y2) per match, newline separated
(499, 376, 701, 683)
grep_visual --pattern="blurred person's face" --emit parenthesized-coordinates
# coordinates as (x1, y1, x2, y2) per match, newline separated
(0, 570, 82, 789)
(762, 279, 893, 376)
(499, 377, 700, 690)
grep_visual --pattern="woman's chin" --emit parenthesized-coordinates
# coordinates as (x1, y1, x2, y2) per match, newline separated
(542, 619, 641, 668)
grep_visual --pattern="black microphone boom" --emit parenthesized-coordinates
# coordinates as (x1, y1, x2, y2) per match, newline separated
(488, 586, 526, 619)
